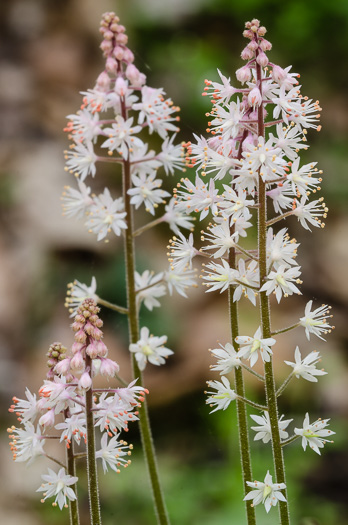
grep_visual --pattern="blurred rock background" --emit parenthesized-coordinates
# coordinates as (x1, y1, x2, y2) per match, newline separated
(1, 0, 347, 524)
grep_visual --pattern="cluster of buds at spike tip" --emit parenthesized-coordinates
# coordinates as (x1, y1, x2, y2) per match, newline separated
(46, 342, 67, 380)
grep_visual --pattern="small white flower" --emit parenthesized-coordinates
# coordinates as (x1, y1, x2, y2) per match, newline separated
(61, 180, 94, 219)
(165, 266, 197, 297)
(135, 270, 166, 311)
(201, 221, 238, 259)
(260, 265, 302, 303)
(102, 115, 143, 160)
(162, 198, 194, 235)
(94, 393, 139, 435)
(128, 172, 170, 215)
(233, 259, 259, 306)
(174, 175, 220, 220)
(64, 141, 97, 181)
(291, 196, 328, 230)
(55, 412, 87, 446)
(266, 228, 299, 270)
(9, 389, 39, 424)
(205, 376, 237, 413)
(157, 134, 184, 175)
(129, 327, 173, 371)
(294, 413, 335, 454)
(202, 259, 237, 294)
(86, 188, 127, 241)
(168, 232, 197, 271)
(9, 423, 45, 464)
(235, 327, 276, 367)
(299, 300, 332, 340)
(37, 468, 78, 509)
(250, 412, 292, 443)
(65, 277, 98, 317)
(209, 342, 241, 374)
(244, 470, 287, 513)
(284, 347, 327, 382)
(96, 433, 132, 473)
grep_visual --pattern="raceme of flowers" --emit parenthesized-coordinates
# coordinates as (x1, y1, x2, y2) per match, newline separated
(168, 18, 334, 519)
(8, 299, 145, 510)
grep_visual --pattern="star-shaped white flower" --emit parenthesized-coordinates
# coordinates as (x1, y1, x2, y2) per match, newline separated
(205, 376, 237, 413)
(96, 433, 132, 473)
(37, 468, 78, 509)
(299, 300, 332, 340)
(209, 342, 241, 375)
(250, 412, 292, 443)
(235, 327, 276, 367)
(284, 347, 327, 382)
(244, 470, 287, 513)
(294, 413, 335, 454)
(129, 327, 173, 371)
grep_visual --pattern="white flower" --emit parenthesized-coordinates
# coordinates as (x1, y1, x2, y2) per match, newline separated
(94, 393, 139, 435)
(168, 232, 197, 271)
(132, 86, 179, 138)
(174, 175, 220, 220)
(64, 141, 97, 181)
(9, 388, 39, 424)
(299, 300, 333, 340)
(135, 270, 166, 311)
(55, 412, 87, 446)
(260, 265, 302, 303)
(294, 413, 335, 454)
(291, 196, 328, 230)
(165, 266, 197, 297)
(233, 259, 259, 306)
(96, 433, 132, 473)
(162, 198, 194, 235)
(205, 376, 237, 413)
(65, 109, 101, 143)
(8, 423, 45, 464)
(201, 221, 238, 259)
(286, 158, 321, 196)
(218, 186, 254, 221)
(65, 277, 98, 317)
(209, 342, 241, 374)
(61, 180, 94, 219)
(241, 136, 286, 182)
(202, 259, 237, 294)
(209, 98, 245, 142)
(86, 189, 127, 241)
(157, 134, 184, 175)
(39, 376, 77, 414)
(250, 412, 292, 443)
(203, 69, 236, 104)
(129, 327, 173, 371)
(235, 327, 276, 367)
(267, 183, 294, 214)
(284, 347, 327, 382)
(244, 470, 287, 513)
(37, 468, 78, 509)
(266, 228, 299, 270)
(102, 115, 143, 160)
(128, 172, 170, 215)
(270, 123, 308, 161)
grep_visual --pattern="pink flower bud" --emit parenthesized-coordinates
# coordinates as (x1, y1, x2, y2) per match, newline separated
(103, 30, 114, 41)
(236, 66, 252, 84)
(258, 26, 267, 37)
(75, 329, 87, 344)
(72, 342, 84, 355)
(115, 77, 128, 97)
(72, 321, 84, 332)
(126, 64, 140, 84)
(256, 51, 269, 67)
(99, 358, 119, 377)
(259, 38, 272, 51)
(116, 24, 126, 33)
(242, 133, 255, 150)
(54, 358, 71, 375)
(86, 341, 99, 359)
(248, 87, 262, 108)
(271, 65, 287, 84)
(39, 408, 55, 428)
(247, 41, 258, 51)
(79, 371, 92, 390)
(96, 71, 110, 91)
(241, 46, 254, 60)
(106, 57, 117, 75)
(117, 33, 128, 45)
(96, 340, 108, 358)
(243, 29, 253, 39)
(136, 73, 147, 87)
(70, 351, 84, 371)
(113, 46, 124, 60)
(100, 40, 113, 54)
(123, 48, 134, 63)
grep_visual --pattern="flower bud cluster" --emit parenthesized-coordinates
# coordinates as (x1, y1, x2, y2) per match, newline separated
(46, 342, 67, 380)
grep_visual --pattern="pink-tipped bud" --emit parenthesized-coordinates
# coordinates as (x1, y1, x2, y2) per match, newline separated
(117, 33, 128, 45)
(96, 340, 108, 358)
(242, 29, 253, 40)
(99, 358, 120, 377)
(256, 51, 269, 67)
(72, 342, 84, 355)
(79, 371, 92, 390)
(241, 46, 254, 60)
(100, 40, 113, 54)
(123, 48, 134, 63)
(236, 66, 252, 84)
(72, 321, 84, 332)
(247, 41, 258, 51)
(54, 358, 71, 375)
(259, 38, 272, 51)
(103, 30, 114, 41)
(248, 87, 262, 108)
(115, 76, 128, 97)
(86, 341, 99, 359)
(106, 57, 117, 75)
(113, 46, 124, 60)
(258, 26, 267, 37)
(70, 351, 85, 371)
(75, 329, 87, 344)
(125, 64, 140, 85)
(271, 65, 287, 84)
(39, 409, 55, 428)
(96, 71, 110, 91)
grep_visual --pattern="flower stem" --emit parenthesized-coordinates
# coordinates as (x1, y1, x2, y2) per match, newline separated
(133, 216, 165, 237)
(256, 50, 290, 525)
(237, 395, 267, 411)
(271, 323, 299, 336)
(85, 355, 102, 525)
(229, 243, 256, 525)
(281, 434, 300, 447)
(241, 363, 265, 382)
(65, 411, 80, 525)
(97, 297, 128, 315)
(276, 374, 293, 398)
(121, 97, 169, 525)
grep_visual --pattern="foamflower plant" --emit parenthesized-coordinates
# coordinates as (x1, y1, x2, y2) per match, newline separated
(171, 17, 334, 524)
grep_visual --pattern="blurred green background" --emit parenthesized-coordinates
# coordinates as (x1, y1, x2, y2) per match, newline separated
(1, 0, 348, 524)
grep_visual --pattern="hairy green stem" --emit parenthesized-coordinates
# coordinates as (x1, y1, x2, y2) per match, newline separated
(97, 297, 128, 315)
(276, 374, 294, 398)
(229, 241, 256, 524)
(85, 355, 102, 525)
(271, 323, 299, 336)
(133, 216, 165, 237)
(281, 434, 300, 447)
(121, 97, 169, 525)
(65, 410, 80, 525)
(256, 48, 290, 525)
(237, 395, 267, 411)
(241, 363, 265, 382)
